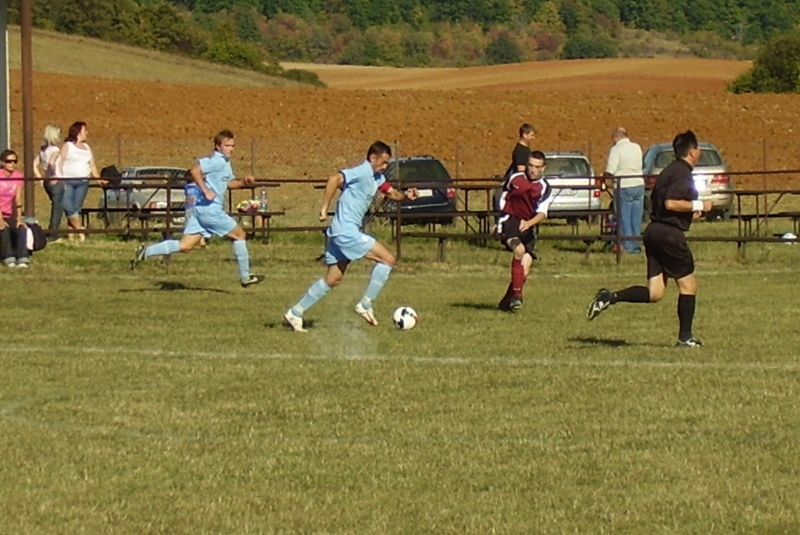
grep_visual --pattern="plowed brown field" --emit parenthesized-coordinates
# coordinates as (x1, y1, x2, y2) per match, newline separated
(7, 57, 800, 190)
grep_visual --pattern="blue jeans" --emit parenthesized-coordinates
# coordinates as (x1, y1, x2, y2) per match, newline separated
(62, 180, 90, 218)
(618, 186, 645, 253)
(0, 218, 30, 264)
(42, 180, 65, 237)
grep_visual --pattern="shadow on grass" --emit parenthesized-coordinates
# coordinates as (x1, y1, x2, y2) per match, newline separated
(121, 281, 230, 294)
(451, 302, 498, 311)
(570, 336, 630, 348)
(266, 319, 317, 330)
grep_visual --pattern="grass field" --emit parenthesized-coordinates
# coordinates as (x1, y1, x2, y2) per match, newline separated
(6, 26, 301, 87)
(2, 231, 799, 534)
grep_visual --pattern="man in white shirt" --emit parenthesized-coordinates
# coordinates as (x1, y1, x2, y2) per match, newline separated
(605, 127, 644, 253)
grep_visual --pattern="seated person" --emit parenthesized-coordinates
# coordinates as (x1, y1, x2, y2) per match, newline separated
(0, 149, 29, 267)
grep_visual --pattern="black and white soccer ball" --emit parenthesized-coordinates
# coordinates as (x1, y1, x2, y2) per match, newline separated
(392, 306, 418, 330)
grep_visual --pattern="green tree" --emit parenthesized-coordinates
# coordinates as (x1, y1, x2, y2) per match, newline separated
(485, 34, 522, 64)
(233, 6, 263, 42)
(534, 1, 565, 34)
(729, 31, 800, 93)
(562, 31, 616, 58)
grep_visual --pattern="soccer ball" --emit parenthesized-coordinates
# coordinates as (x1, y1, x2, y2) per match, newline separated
(392, 306, 418, 330)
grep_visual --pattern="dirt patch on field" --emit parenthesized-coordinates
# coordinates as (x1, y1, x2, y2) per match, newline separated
(282, 58, 751, 92)
(7, 58, 800, 195)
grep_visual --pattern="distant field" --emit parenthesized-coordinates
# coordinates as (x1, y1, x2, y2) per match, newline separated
(6, 26, 301, 87)
(281, 58, 751, 91)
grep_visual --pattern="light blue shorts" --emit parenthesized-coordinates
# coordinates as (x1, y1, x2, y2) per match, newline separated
(325, 231, 376, 265)
(183, 205, 237, 239)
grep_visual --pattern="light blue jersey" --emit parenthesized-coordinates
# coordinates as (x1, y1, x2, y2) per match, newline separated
(196, 151, 234, 208)
(329, 160, 387, 237)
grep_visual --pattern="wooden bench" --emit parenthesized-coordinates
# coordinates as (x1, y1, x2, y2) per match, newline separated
(229, 211, 286, 242)
(401, 230, 612, 262)
(733, 211, 800, 237)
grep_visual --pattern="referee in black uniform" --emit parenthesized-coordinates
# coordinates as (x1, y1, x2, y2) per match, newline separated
(585, 130, 712, 347)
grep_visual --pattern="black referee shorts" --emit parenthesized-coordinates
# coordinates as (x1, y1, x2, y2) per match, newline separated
(498, 215, 537, 257)
(643, 222, 694, 280)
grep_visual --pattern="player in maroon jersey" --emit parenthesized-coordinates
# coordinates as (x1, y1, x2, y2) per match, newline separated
(496, 151, 554, 312)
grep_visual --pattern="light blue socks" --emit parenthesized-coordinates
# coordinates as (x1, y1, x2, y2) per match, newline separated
(361, 263, 392, 308)
(145, 240, 180, 258)
(233, 240, 250, 280)
(292, 278, 331, 316)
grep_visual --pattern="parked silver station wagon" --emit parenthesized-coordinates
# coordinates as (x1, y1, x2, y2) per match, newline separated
(642, 142, 734, 220)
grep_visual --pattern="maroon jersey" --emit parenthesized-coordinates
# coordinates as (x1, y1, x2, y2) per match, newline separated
(499, 172, 554, 220)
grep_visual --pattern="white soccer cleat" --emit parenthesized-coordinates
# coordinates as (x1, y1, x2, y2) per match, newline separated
(354, 302, 378, 326)
(283, 309, 307, 333)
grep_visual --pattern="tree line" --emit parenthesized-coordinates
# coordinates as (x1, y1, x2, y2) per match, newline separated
(8, 0, 800, 91)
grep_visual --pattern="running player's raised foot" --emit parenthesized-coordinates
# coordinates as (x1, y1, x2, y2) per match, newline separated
(240, 274, 265, 288)
(130, 245, 146, 270)
(586, 288, 613, 320)
(283, 309, 307, 333)
(676, 337, 703, 348)
(354, 302, 378, 326)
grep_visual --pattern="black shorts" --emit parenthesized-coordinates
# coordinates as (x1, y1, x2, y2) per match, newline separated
(643, 222, 694, 280)
(498, 215, 537, 257)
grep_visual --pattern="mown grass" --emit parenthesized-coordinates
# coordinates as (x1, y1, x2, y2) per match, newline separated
(1, 231, 799, 534)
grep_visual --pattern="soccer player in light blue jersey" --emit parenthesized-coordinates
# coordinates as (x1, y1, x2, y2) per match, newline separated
(283, 141, 418, 332)
(129, 130, 264, 288)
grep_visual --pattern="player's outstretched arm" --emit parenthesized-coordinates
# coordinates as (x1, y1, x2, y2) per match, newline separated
(229, 175, 255, 190)
(384, 187, 419, 202)
(319, 172, 344, 221)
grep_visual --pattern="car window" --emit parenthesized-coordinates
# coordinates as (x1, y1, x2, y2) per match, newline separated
(546, 158, 590, 177)
(654, 150, 675, 168)
(697, 149, 723, 167)
(653, 149, 722, 169)
(387, 160, 452, 183)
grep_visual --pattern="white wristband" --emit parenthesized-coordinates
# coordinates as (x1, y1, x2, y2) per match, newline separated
(691, 200, 704, 212)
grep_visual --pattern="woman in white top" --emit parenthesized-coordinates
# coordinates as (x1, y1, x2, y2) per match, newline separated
(58, 121, 100, 241)
(33, 124, 64, 240)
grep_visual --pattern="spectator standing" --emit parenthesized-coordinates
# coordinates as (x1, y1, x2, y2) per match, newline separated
(58, 121, 100, 242)
(505, 123, 536, 179)
(495, 123, 537, 230)
(283, 141, 419, 332)
(605, 127, 644, 254)
(0, 150, 30, 267)
(129, 130, 262, 287)
(586, 130, 712, 347)
(33, 124, 64, 241)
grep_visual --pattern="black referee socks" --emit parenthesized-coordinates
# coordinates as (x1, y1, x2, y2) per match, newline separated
(678, 294, 696, 341)
(613, 286, 650, 304)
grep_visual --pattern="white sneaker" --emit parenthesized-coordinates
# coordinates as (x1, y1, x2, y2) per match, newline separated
(15, 262, 29, 269)
(354, 302, 378, 326)
(283, 309, 307, 333)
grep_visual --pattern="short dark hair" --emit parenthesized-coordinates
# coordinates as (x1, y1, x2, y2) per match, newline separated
(214, 129, 235, 147)
(530, 150, 546, 163)
(367, 140, 392, 159)
(65, 121, 86, 143)
(519, 123, 536, 137)
(0, 149, 16, 162)
(673, 130, 698, 159)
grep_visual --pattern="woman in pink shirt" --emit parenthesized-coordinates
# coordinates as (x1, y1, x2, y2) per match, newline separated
(0, 149, 29, 267)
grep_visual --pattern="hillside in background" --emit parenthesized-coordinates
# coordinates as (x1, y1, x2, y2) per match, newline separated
(8, 0, 798, 70)
(5, 26, 305, 87)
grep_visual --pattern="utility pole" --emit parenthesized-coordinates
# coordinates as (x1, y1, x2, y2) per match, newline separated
(0, 3, 9, 152)
(22, 0, 35, 217)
